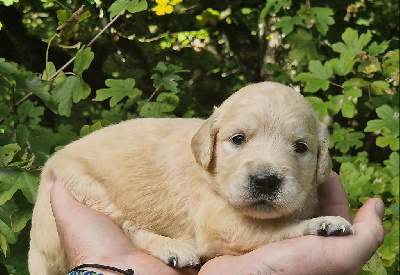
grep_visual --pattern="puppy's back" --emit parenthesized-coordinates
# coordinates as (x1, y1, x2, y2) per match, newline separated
(29, 117, 207, 274)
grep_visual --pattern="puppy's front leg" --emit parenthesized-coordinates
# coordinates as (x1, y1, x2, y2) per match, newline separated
(122, 221, 200, 268)
(280, 216, 353, 240)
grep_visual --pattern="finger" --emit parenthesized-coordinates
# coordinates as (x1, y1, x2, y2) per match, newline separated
(50, 180, 87, 224)
(319, 171, 351, 221)
(352, 198, 385, 250)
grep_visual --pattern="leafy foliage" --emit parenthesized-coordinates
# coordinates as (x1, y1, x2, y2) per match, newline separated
(0, 0, 398, 274)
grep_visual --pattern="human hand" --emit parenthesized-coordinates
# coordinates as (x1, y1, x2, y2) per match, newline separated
(50, 180, 198, 275)
(199, 171, 385, 275)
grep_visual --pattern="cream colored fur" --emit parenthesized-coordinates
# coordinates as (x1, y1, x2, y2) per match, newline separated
(29, 82, 352, 274)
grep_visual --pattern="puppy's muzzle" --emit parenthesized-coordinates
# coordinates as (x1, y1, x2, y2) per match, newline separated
(250, 172, 282, 197)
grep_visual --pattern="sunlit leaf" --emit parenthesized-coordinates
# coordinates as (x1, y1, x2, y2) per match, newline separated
(0, 169, 39, 204)
(108, 0, 148, 19)
(51, 76, 91, 116)
(294, 60, 332, 92)
(95, 78, 142, 107)
(0, 144, 21, 166)
(139, 92, 179, 118)
(361, 252, 387, 275)
(332, 28, 372, 59)
(311, 7, 334, 35)
(330, 123, 365, 153)
(73, 47, 94, 76)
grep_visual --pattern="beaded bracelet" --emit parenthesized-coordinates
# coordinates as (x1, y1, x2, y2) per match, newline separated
(68, 264, 134, 275)
(68, 271, 103, 275)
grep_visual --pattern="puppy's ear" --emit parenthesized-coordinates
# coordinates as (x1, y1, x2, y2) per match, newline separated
(191, 111, 219, 169)
(316, 122, 332, 184)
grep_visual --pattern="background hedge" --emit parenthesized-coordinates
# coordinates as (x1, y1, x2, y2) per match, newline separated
(0, 0, 398, 274)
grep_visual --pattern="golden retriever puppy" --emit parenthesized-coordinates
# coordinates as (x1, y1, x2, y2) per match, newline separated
(29, 82, 352, 274)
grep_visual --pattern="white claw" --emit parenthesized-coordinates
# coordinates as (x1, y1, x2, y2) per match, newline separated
(321, 222, 326, 231)
(341, 225, 346, 233)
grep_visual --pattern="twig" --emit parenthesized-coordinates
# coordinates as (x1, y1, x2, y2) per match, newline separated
(45, 33, 59, 80)
(330, 81, 344, 89)
(15, 92, 33, 108)
(48, 10, 125, 81)
(0, 9, 127, 124)
(148, 87, 160, 102)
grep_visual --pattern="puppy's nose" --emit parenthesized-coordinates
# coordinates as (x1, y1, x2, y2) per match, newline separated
(251, 172, 281, 196)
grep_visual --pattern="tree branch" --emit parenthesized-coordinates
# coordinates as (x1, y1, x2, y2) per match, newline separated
(48, 10, 125, 81)
(2, 9, 128, 119)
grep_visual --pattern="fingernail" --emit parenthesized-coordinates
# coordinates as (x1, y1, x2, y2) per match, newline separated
(375, 200, 385, 220)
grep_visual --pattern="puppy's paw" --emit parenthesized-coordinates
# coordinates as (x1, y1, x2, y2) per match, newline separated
(154, 242, 200, 268)
(306, 216, 354, 236)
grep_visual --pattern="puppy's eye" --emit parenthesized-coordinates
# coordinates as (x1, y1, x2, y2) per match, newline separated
(230, 134, 246, 146)
(294, 141, 308, 154)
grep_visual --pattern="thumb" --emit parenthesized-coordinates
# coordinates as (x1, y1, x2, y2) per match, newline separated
(50, 180, 88, 229)
(351, 198, 385, 263)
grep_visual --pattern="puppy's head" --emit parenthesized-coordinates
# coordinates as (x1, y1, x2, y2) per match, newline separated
(191, 82, 331, 219)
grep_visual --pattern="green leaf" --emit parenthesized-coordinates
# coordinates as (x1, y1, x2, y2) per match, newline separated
(332, 28, 372, 59)
(78, 11, 91, 23)
(16, 124, 29, 148)
(365, 105, 399, 150)
(276, 16, 302, 34)
(329, 57, 356, 76)
(379, 222, 399, 265)
(0, 58, 18, 74)
(51, 76, 91, 116)
(294, 60, 332, 92)
(151, 62, 188, 92)
(306, 96, 331, 120)
(384, 152, 399, 178)
(390, 177, 399, 201)
(139, 92, 179, 118)
(17, 101, 45, 126)
(328, 95, 344, 115)
(0, 144, 21, 166)
(0, 234, 7, 256)
(95, 78, 142, 107)
(309, 60, 332, 79)
(80, 121, 103, 137)
(341, 99, 355, 118)
(0, 220, 16, 245)
(376, 136, 399, 150)
(0, 199, 18, 255)
(382, 50, 399, 79)
(0, 0, 19, 6)
(330, 123, 365, 153)
(29, 126, 58, 155)
(367, 41, 389, 56)
(371, 81, 390, 95)
(285, 29, 319, 60)
(0, 169, 39, 204)
(333, 80, 363, 118)
(56, 124, 79, 146)
(108, 0, 148, 19)
(311, 7, 334, 35)
(56, 9, 69, 25)
(361, 252, 387, 275)
(25, 74, 51, 102)
(260, 0, 291, 19)
(73, 47, 94, 76)
(43, 61, 57, 81)
(358, 60, 381, 75)
(11, 206, 32, 233)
